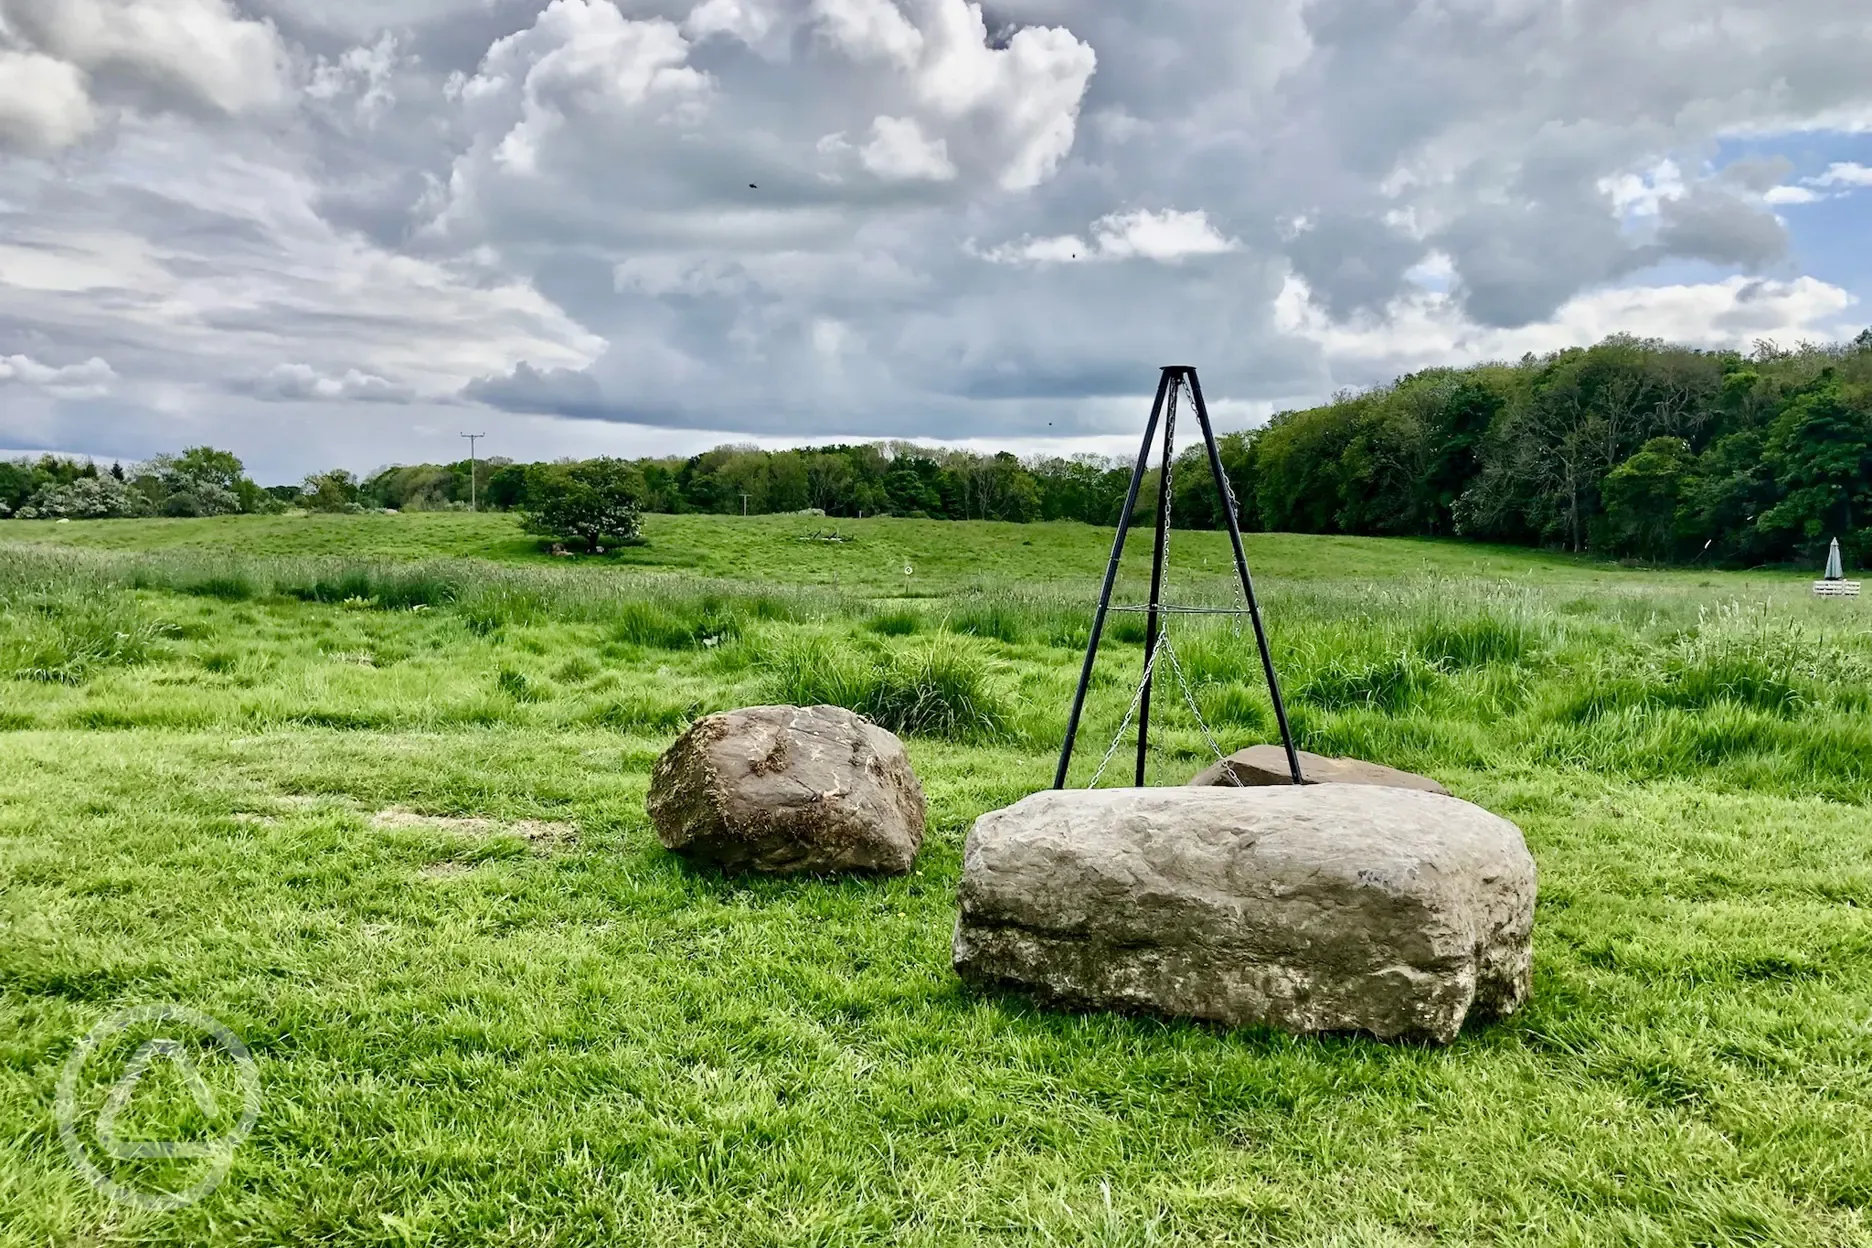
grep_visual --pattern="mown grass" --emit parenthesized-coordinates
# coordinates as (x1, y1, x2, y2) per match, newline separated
(1, 519, 1870, 1246)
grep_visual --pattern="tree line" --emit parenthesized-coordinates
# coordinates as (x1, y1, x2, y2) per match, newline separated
(4, 330, 1866, 567)
(1248, 331, 1871, 566)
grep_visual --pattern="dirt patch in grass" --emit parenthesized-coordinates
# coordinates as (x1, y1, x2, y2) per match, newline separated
(372, 807, 579, 851)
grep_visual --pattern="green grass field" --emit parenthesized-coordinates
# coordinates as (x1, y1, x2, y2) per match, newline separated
(2, 513, 1869, 1246)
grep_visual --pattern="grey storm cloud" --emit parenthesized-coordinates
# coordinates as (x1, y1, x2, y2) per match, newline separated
(1652, 188, 1790, 271)
(1, 0, 1870, 473)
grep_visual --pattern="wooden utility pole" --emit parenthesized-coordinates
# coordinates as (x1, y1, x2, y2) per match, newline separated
(460, 433, 485, 511)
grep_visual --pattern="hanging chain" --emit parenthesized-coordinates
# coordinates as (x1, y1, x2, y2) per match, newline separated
(1159, 632, 1244, 786)
(1088, 630, 1166, 788)
(1161, 377, 1178, 555)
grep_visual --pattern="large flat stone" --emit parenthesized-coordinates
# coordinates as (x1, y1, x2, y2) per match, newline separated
(953, 785, 1535, 1043)
(648, 704, 926, 874)
(1188, 744, 1450, 795)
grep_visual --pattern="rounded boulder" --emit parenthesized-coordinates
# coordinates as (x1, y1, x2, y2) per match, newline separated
(647, 704, 927, 875)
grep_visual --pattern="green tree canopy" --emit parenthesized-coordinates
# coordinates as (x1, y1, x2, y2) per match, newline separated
(520, 458, 646, 552)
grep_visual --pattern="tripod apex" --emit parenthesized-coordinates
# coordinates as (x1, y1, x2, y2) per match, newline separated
(1160, 364, 1196, 373)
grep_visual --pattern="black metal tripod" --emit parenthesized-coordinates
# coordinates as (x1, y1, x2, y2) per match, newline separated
(1053, 365, 1303, 789)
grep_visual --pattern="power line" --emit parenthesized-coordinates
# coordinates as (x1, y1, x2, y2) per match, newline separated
(460, 433, 485, 512)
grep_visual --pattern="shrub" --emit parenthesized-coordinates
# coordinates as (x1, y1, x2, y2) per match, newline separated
(22, 475, 143, 520)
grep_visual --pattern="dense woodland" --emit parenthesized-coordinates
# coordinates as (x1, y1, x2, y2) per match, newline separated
(4, 332, 1868, 567)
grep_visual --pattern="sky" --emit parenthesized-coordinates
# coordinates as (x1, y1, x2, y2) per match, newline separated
(1, 0, 1870, 485)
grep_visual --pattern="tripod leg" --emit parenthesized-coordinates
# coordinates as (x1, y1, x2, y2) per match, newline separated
(1055, 369, 1172, 789)
(1185, 369, 1304, 786)
(1135, 376, 1178, 786)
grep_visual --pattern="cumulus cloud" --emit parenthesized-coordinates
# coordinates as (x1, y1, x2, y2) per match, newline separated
(976, 209, 1237, 266)
(1811, 162, 1872, 189)
(1758, 161, 1872, 207)
(306, 33, 407, 124)
(857, 115, 957, 182)
(1651, 188, 1788, 270)
(0, 353, 116, 398)
(4, 0, 1872, 470)
(241, 364, 418, 403)
(461, 360, 608, 418)
(0, 47, 95, 152)
(1277, 273, 1859, 381)
(0, 0, 291, 152)
(452, 1, 710, 178)
(812, 0, 923, 70)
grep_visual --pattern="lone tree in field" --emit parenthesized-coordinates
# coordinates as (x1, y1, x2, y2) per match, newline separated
(521, 457, 645, 552)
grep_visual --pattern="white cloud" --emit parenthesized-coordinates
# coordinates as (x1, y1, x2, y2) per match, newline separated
(7, 0, 1872, 469)
(0, 0, 291, 128)
(460, 0, 709, 176)
(1759, 161, 1872, 207)
(811, 317, 852, 359)
(808, 0, 1095, 191)
(811, 0, 922, 69)
(1600, 159, 1687, 217)
(857, 115, 956, 182)
(245, 364, 417, 403)
(1093, 209, 1238, 262)
(1276, 274, 1859, 381)
(1764, 185, 1822, 205)
(684, 0, 784, 47)
(613, 254, 746, 297)
(1811, 162, 1872, 188)
(307, 33, 406, 123)
(0, 117, 602, 407)
(915, 6, 1095, 191)
(0, 353, 116, 398)
(976, 208, 1237, 266)
(0, 47, 95, 152)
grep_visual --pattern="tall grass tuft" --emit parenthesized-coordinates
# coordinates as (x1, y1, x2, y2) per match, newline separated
(0, 587, 172, 684)
(867, 639, 1010, 741)
(1297, 648, 1444, 714)
(496, 667, 550, 703)
(764, 634, 1009, 741)
(460, 587, 552, 635)
(278, 564, 463, 610)
(865, 607, 923, 637)
(610, 596, 745, 650)
(1414, 612, 1542, 670)
(178, 569, 261, 602)
(944, 600, 1029, 645)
